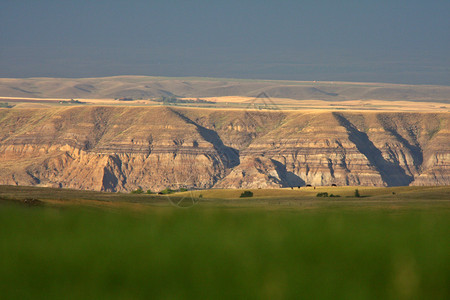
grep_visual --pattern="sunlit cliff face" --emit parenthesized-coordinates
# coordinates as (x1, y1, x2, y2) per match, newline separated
(0, 106, 448, 191)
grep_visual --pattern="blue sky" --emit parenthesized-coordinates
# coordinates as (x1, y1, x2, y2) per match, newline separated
(1, 0, 449, 84)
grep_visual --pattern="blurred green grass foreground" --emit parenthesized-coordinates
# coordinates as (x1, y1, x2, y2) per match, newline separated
(1, 190, 449, 299)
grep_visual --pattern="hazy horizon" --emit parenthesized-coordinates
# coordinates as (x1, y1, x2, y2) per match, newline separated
(1, 1, 449, 85)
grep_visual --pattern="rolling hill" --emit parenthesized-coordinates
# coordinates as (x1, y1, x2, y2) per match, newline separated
(1, 76, 449, 102)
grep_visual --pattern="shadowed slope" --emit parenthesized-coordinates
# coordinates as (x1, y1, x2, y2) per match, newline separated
(333, 112, 413, 186)
(169, 108, 240, 168)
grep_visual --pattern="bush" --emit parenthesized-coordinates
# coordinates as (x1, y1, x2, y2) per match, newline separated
(240, 191, 253, 198)
(316, 192, 341, 198)
(160, 188, 176, 195)
(0, 102, 14, 108)
(131, 188, 144, 194)
(146, 190, 154, 194)
(355, 189, 361, 197)
(179, 188, 188, 192)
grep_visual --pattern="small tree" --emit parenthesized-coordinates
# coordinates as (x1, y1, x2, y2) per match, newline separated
(240, 191, 253, 198)
(160, 188, 175, 194)
(131, 188, 144, 194)
(354, 189, 361, 197)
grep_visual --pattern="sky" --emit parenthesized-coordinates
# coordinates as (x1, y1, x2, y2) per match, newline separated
(1, 0, 449, 85)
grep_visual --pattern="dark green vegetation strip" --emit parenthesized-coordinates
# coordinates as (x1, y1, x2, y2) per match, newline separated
(0, 185, 166, 205)
(1, 201, 449, 299)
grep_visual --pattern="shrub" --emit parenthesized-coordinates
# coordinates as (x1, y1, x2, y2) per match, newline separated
(0, 102, 14, 108)
(316, 192, 329, 197)
(240, 191, 253, 198)
(131, 188, 144, 194)
(329, 194, 341, 197)
(160, 188, 176, 195)
(179, 188, 188, 192)
(146, 190, 154, 194)
(355, 189, 361, 197)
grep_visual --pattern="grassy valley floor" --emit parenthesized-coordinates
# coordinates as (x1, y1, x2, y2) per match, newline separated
(0, 185, 449, 299)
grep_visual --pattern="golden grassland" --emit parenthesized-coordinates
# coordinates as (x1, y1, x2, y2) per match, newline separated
(1, 185, 449, 211)
(1, 95, 448, 112)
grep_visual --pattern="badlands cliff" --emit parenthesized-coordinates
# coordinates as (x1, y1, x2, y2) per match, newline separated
(0, 106, 448, 191)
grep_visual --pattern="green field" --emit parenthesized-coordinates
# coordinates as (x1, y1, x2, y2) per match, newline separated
(1, 185, 449, 299)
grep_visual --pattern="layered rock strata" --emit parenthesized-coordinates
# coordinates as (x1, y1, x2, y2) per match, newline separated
(0, 106, 448, 191)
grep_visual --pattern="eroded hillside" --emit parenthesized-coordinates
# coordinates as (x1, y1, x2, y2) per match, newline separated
(0, 106, 448, 191)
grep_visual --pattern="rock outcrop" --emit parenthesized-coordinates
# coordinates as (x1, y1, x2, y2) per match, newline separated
(0, 106, 448, 191)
